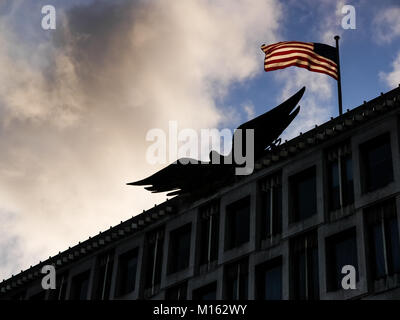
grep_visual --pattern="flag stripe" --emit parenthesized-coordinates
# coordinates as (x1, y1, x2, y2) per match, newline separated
(265, 57, 338, 78)
(261, 41, 313, 52)
(265, 42, 313, 52)
(262, 41, 338, 80)
(265, 59, 338, 79)
(266, 52, 338, 72)
(265, 48, 337, 68)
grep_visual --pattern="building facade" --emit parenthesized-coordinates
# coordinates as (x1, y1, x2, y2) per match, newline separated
(2, 86, 400, 300)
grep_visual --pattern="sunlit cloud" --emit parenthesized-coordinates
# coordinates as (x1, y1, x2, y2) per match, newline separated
(0, 0, 282, 279)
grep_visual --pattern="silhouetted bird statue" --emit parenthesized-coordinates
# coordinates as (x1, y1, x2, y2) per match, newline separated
(128, 87, 305, 197)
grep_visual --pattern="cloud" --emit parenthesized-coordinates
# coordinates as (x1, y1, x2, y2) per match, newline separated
(373, 6, 400, 44)
(380, 52, 400, 88)
(270, 0, 340, 143)
(242, 102, 256, 120)
(274, 68, 335, 141)
(0, 0, 282, 278)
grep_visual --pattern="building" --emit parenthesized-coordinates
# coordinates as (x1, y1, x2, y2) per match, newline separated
(1, 86, 400, 300)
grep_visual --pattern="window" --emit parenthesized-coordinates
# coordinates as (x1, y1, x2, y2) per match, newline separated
(48, 271, 68, 300)
(165, 281, 188, 300)
(256, 257, 282, 300)
(224, 258, 248, 300)
(92, 251, 114, 300)
(144, 227, 164, 294)
(70, 270, 90, 300)
(199, 200, 220, 266)
(193, 282, 217, 300)
(326, 228, 358, 291)
(116, 248, 138, 297)
(225, 197, 250, 250)
(361, 133, 394, 192)
(366, 199, 400, 280)
(168, 223, 192, 274)
(326, 142, 354, 211)
(290, 167, 317, 222)
(290, 231, 319, 300)
(260, 173, 282, 238)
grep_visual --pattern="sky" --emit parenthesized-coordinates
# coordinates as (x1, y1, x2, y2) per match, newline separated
(0, 0, 400, 280)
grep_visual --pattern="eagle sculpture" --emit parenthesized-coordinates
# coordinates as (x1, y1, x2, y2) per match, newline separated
(128, 87, 305, 197)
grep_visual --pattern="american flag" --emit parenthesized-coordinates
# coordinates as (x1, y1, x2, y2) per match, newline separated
(261, 41, 338, 80)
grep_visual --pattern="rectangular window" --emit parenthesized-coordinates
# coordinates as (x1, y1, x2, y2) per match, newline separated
(327, 142, 354, 211)
(290, 231, 319, 300)
(70, 270, 90, 300)
(361, 133, 394, 192)
(165, 281, 188, 300)
(192, 282, 217, 300)
(93, 251, 114, 300)
(260, 173, 282, 238)
(168, 223, 192, 274)
(116, 248, 138, 297)
(48, 271, 68, 300)
(224, 258, 248, 300)
(144, 227, 164, 293)
(290, 167, 317, 222)
(366, 199, 400, 280)
(199, 200, 220, 266)
(326, 228, 358, 291)
(225, 196, 250, 250)
(256, 257, 282, 300)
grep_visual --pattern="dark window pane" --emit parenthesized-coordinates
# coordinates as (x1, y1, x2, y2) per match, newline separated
(48, 272, 68, 300)
(71, 271, 90, 300)
(168, 224, 191, 274)
(256, 258, 283, 300)
(193, 282, 217, 300)
(117, 248, 138, 296)
(225, 197, 250, 250)
(264, 264, 282, 300)
(93, 252, 114, 300)
(309, 247, 320, 299)
(326, 229, 358, 291)
(386, 218, 400, 274)
(291, 231, 319, 300)
(273, 186, 283, 234)
(342, 155, 354, 205)
(366, 199, 399, 280)
(145, 227, 164, 289)
(362, 134, 393, 192)
(199, 205, 219, 265)
(370, 224, 386, 279)
(291, 167, 317, 222)
(264, 191, 272, 237)
(225, 258, 248, 300)
(165, 282, 187, 300)
(294, 252, 307, 300)
(329, 161, 341, 211)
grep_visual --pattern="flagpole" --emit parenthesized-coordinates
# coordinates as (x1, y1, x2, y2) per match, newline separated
(334, 35, 343, 116)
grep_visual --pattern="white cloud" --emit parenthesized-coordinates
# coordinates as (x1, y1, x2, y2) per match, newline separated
(0, 0, 282, 279)
(274, 68, 335, 141)
(373, 7, 400, 44)
(380, 52, 400, 88)
(242, 102, 256, 120)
